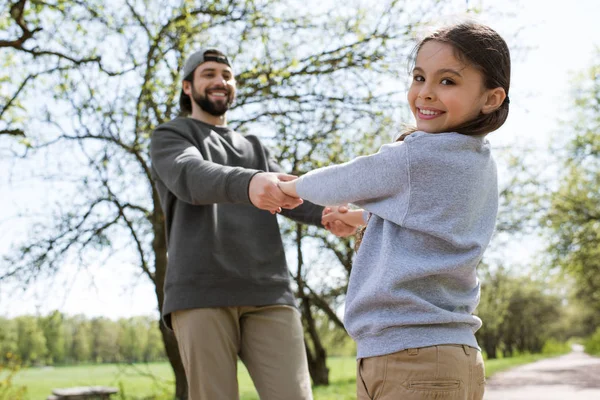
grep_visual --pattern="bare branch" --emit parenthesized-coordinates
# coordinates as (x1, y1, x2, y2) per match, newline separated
(0, 0, 43, 49)
(0, 129, 25, 136)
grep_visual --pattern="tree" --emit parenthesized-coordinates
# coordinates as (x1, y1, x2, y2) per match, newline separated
(40, 310, 66, 364)
(70, 315, 92, 363)
(501, 282, 561, 356)
(15, 316, 47, 365)
(543, 53, 600, 333)
(0, 318, 18, 364)
(144, 317, 166, 362)
(475, 264, 513, 359)
(1, 0, 503, 396)
(90, 317, 120, 363)
(476, 264, 565, 359)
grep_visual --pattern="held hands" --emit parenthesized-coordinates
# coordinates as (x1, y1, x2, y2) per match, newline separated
(249, 172, 303, 214)
(248, 173, 357, 238)
(277, 179, 298, 198)
(276, 180, 359, 237)
(321, 205, 359, 238)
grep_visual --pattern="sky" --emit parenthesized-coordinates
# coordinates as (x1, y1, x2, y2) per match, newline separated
(1, 0, 599, 319)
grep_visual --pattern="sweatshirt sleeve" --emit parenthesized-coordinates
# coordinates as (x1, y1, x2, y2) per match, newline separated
(263, 146, 324, 226)
(150, 124, 259, 205)
(296, 141, 411, 225)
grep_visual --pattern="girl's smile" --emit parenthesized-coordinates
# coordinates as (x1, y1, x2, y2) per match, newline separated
(416, 107, 444, 119)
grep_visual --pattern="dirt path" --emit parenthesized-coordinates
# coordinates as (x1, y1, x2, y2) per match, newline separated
(484, 345, 600, 400)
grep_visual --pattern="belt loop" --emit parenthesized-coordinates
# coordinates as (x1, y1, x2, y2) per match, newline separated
(462, 345, 470, 356)
(408, 348, 419, 356)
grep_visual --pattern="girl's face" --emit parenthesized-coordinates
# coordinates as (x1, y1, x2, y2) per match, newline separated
(408, 41, 494, 134)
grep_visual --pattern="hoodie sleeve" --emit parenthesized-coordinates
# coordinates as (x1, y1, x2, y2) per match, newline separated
(295, 141, 411, 226)
(150, 123, 259, 205)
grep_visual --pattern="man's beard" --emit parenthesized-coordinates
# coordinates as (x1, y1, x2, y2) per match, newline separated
(191, 86, 232, 117)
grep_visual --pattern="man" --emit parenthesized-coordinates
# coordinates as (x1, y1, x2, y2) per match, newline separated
(150, 48, 353, 400)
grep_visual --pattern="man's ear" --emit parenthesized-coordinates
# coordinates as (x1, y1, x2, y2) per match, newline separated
(182, 80, 192, 96)
(481, 87, 507, 114)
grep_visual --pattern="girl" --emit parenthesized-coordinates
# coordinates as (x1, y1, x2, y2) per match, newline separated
(279, 22, 510, 400)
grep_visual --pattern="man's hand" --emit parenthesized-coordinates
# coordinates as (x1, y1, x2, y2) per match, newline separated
(322, 205, 356, 237)
(249, 172, 303, 214)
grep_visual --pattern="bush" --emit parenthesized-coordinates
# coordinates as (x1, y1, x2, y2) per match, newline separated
(0, 353, 27, 400)
(584, 327, 600, 355)
(541, 339, 571, 355)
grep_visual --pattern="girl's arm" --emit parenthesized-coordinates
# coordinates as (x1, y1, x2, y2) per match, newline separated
(291, 141, 408, 207)
(322, 208, 366, 228)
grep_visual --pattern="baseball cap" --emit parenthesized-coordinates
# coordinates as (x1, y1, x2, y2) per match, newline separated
(182, 48, 232, 80)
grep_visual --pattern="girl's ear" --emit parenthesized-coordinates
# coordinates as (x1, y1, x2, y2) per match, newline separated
(481, 87, 507, 114)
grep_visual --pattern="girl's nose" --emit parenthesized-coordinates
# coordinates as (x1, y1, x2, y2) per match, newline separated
(418, 84, 435, 101)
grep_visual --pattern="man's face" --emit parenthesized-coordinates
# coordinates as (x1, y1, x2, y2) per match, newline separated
(185, 60, 236, 116)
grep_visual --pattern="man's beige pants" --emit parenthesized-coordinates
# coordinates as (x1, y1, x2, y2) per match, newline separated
(357, 345, 486, 400)
(172, 305, 313, 400)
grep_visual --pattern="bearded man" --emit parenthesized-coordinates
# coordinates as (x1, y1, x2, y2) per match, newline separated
(149, 48, 353, 400)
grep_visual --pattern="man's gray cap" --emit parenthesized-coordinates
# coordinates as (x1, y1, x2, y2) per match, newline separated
(182, 48, 232, 80)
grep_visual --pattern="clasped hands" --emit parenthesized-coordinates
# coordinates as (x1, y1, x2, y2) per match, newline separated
(248, 172, 355, 237)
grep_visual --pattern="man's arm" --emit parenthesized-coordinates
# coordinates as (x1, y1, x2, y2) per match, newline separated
(150, 125, 302, 212)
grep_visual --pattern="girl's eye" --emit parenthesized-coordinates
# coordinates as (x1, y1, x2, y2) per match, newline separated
(441, 78, 455, 85)
(413, 75, 424, 82)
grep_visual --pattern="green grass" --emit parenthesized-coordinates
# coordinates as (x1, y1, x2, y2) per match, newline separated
(11, 358, 356, 400)
(10, 353, 566, 399)
(12, 362, 175, 400)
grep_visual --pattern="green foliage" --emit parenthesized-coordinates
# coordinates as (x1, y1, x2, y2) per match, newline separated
(475, 265, 566, 359)
(0, 353, 27, 400)
(541, 339, 571, 355)
(0, 312, 166, 367)
(40, 311, 66, 364)
(584, 327, 600, 355)
(543, 50, 600, 333)
(15, 316, 47, 365)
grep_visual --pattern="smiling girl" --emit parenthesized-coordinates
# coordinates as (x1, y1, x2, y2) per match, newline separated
(278, 22, 511, 400)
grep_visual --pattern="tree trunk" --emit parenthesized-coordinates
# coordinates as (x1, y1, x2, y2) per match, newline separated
(295, 224, 329, 386)
(302, 297, 330, 386)
(481, 333, 498, 359)
(152, 203, 188, 399)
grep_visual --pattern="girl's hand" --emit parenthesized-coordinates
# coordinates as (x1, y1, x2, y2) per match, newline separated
(322, 208, 366, 228)
(277, 178, 299, 198)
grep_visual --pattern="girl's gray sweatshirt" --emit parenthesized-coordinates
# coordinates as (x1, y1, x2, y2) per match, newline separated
(295, 131, 498, 358)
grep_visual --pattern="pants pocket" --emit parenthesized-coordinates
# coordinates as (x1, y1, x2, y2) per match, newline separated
(357, 356, 388, 400)
(407, 379, 462, 391)
(357, 358, 373, 400)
